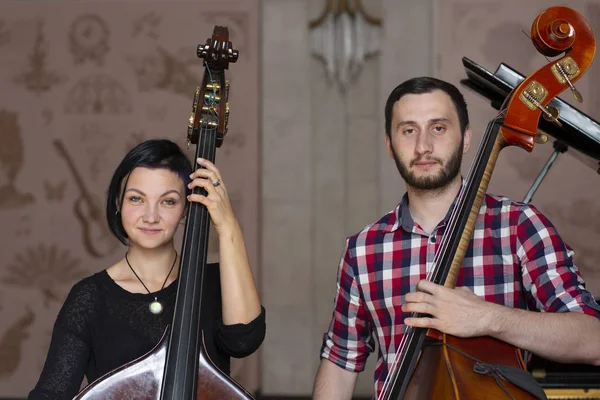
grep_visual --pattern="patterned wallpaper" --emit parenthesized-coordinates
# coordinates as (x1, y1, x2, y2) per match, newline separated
(0, 1, 259, 397)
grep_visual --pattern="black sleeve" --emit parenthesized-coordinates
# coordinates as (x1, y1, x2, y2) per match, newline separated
(203, 262, 266, 359)
(216, 305, 266, 358)
(28, 279, 95, 400)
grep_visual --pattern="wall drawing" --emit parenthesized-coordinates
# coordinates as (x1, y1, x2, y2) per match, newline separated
(68, 14, 110, 66)
(64, 74, 132, 114)
(13, 20, 64, 94)
(1, 244, 86, 308)
(126, 46, 201, 98)
(53, 139, 119, 258)
(0, 308, 35, 379)
(131, 12, 161, 40)
(78, 123, 113, 181)
(0, 110, 35, 210)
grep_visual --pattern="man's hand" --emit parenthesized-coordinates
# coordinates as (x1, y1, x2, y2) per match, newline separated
(403, 279, 497, 337)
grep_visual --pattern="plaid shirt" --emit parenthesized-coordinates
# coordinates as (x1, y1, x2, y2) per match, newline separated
(320, 191, 600, 398)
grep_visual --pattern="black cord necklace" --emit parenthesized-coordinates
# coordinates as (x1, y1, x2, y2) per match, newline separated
(125, 251, 178, 315)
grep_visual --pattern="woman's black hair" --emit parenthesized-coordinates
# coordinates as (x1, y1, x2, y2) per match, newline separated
(106, 139, 192, 245)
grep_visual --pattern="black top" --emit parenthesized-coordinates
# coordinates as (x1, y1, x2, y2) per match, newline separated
(28, 262, 266, 400)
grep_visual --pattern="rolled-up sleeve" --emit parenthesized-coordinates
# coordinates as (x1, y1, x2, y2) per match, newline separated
(320, 239, 374, 372)
(516, 204, 600, 319)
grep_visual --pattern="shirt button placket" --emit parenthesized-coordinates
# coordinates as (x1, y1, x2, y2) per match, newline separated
(426, 230, 437, 273)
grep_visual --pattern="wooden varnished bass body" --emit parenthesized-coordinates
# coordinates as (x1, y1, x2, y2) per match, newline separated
(72, 26, 254, 400)
(73, 330, 251, 399)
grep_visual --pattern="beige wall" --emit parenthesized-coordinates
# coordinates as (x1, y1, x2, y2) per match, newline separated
(1, 0, 599, 398)
(260, 0, 600, 397)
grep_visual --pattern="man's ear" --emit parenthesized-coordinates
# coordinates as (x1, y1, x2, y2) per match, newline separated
(384, 133, 394, 159)
(463, 126, 472, 154)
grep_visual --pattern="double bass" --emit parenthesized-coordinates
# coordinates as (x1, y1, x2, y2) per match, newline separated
(72, 26, 255, 399)
(378, 6, 596, 400)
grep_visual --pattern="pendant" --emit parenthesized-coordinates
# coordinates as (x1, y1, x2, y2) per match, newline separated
(149, 298, 163, 315)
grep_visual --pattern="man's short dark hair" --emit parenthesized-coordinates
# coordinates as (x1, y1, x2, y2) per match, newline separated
(384, 77, 470, 137)
(105, 139, 192, 245)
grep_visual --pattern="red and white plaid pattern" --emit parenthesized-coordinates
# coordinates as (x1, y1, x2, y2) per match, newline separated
(320, 192, 600, 398)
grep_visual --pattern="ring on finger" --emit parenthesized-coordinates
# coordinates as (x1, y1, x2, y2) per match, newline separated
(212, 178, 221, 187)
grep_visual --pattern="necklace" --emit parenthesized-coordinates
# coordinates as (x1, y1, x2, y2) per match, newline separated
(125, 251, 178, 315)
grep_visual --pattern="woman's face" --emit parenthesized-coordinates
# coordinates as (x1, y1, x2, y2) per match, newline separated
(119, 167, 186, 250)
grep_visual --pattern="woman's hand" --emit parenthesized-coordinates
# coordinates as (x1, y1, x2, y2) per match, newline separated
(188, 158, 262, 326)
(187, 157, 239, 236)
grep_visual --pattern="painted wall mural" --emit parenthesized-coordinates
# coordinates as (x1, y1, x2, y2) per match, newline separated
(0, 1, 260, 398)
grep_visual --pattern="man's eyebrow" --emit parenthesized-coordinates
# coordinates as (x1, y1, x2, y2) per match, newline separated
(396, 117, 452, 127)
(430, 118, 451, 124)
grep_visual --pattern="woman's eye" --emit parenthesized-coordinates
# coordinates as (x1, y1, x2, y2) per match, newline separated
(129, 196, 142, 203)
(163, 199, 177, 206)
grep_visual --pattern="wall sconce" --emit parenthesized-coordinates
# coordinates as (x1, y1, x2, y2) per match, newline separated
(309, 0, 382, 91)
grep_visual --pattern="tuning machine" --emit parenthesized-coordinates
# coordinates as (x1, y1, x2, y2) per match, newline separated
(519, 81, 562, 127)
(551, 56, 583, 103)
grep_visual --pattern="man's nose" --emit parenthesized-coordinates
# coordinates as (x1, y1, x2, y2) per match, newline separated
(415, 131, 433, 154)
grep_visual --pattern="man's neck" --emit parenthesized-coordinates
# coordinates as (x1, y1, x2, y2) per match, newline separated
(406, 176, 463, 234)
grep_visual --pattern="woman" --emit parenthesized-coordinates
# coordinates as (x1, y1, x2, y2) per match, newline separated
(29, 139, 265, 399)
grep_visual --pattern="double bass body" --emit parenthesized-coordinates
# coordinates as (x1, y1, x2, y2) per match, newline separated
(403, 335, 532, 399)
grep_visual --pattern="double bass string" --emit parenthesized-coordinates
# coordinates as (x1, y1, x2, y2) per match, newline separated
(164, 62, 220, 397)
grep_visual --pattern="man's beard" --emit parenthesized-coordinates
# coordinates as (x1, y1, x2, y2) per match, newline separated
(391, 140, 463, 191)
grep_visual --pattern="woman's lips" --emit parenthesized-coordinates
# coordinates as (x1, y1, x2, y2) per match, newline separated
(138, 228, 162, 235)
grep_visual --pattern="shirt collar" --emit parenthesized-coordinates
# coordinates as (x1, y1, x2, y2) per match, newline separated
(388, 178, 465, 233)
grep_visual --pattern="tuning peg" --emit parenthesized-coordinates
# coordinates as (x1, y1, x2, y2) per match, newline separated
(556, 62, 583, 102)
(522, 89, 563, 128)
(228, 48, 239, 63)
(551, 57, 583, 103)
(541, 105, 562, 127)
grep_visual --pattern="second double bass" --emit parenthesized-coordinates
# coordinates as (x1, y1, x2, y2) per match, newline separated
(378, 6, 596, 400)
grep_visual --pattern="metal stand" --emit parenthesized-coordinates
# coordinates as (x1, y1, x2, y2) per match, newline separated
(522, 141, 568, 204)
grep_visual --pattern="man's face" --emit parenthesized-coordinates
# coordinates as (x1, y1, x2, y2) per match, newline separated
(385, 90, 471, 191)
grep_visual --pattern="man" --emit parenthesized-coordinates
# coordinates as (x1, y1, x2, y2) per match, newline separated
(312, 77, 600, 399)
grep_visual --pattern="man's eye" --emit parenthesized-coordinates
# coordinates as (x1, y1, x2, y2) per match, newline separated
(404, 128, 414, 134)
(433, 125, 445, 132)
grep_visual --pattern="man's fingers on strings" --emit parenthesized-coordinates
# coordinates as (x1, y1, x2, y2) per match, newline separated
(404, 316, 436, 329)
(415, 279, 442, 295)
(403, 301, 437, 316)
(404, 290, 434, 304)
